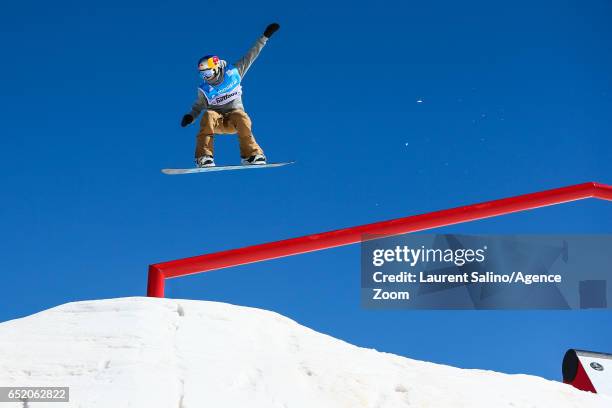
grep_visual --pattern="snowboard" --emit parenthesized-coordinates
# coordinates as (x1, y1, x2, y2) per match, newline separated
(162, 161, 294, 175)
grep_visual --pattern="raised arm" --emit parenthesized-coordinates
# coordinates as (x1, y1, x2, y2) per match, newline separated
(234, 23, 280, 78)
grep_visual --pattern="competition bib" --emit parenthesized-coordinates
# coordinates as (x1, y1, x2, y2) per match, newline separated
(198, 65, 242, 106)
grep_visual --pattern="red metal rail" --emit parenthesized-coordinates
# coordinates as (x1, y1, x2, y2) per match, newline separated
(147, 182, 612, 297)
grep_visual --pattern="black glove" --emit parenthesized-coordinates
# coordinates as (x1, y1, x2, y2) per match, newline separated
(263, 23, 280, 39)
(181, 114, 194, 127)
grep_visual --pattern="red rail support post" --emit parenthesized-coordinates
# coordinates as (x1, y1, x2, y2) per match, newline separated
(147, 265, 165, 298)
(147, 181, 612, 297)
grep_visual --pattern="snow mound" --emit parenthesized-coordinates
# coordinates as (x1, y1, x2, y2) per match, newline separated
(0, 297, 609, 407)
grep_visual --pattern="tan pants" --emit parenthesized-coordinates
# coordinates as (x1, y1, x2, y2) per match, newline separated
(195, 109, 264, 159)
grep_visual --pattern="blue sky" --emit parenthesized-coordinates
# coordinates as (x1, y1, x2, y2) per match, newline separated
(1, 0, 611, 381)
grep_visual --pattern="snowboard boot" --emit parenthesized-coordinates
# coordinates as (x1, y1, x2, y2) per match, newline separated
(241, 154, 267, 165)
(196, 155, 215, 168)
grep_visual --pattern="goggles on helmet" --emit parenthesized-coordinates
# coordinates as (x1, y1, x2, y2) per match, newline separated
(199, 69, 215, 80)
(198, 56, 220, 80)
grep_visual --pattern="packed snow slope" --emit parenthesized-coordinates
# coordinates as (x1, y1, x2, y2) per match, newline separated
(0, 298, 609, 408)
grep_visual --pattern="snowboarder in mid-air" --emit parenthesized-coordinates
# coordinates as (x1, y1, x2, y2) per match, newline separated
(180, 23, 280, 168)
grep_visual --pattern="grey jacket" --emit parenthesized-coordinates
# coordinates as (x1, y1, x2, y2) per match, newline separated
(189, 36, 268, 117)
